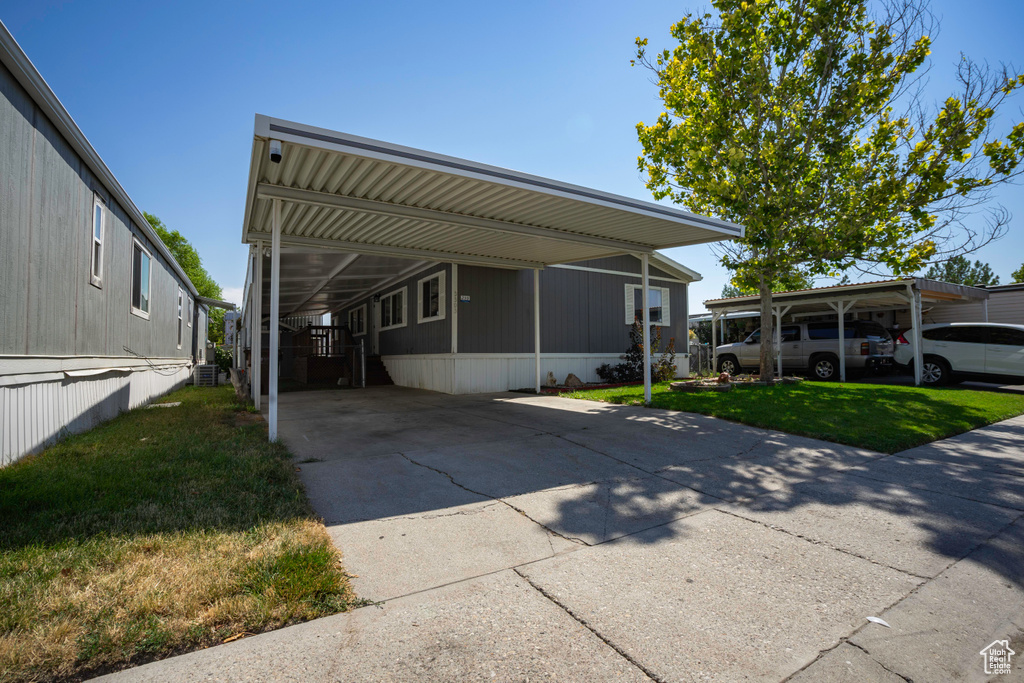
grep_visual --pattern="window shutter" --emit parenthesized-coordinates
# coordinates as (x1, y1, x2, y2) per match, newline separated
(661, 287, 671, 326)
(401, 288, 408, 326)
(624, 284, 635, 325)
(438, 272, 446, 318)
(417, 279, 424, 323)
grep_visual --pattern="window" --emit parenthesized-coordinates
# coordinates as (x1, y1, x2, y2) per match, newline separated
(379, 287, 406, 330)
(131, 240, 152, 318)
(988, 327, 1024, 346)
(624, 284, 671, 326)
(747, 326, 800, 343)
(177, 287, 183, 349)
(187, 297, 193, 328)
(417, 271, 446, 323)
(807, 323, 855, 340)
(945, 326, 989, 344)
(90, 196, 104, 287)
(349, 304, 366, 336)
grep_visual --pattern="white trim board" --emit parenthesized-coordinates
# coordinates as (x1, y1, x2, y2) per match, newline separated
(551, 263, 686, 284)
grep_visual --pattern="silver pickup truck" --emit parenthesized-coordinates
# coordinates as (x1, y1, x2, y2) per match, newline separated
(715, 320, 895, 380)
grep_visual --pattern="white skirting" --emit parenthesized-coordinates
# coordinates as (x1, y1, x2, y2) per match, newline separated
(382, 353, 690, 394)
(1, 362, 193, 466)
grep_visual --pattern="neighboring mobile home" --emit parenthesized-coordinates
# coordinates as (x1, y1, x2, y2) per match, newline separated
(0, 23, 208, 465)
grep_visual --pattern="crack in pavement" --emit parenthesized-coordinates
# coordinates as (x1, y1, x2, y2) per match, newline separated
(512, 567, 663, 683)
(716, 507, 931, 581)
(845, 641, 914, 683)
(396, 452, 590, 546)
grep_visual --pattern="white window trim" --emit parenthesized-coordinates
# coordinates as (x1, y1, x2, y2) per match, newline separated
(187, 297, 193, 327)
(624, 284, 671, 326)
(177, 287, 184, 349)
(131, 238, 152, 320)
(417, 270, 447, 324)
(90, 195, 105, 288)
(349, 304, 367, 336)
(379, 286, 408, 331)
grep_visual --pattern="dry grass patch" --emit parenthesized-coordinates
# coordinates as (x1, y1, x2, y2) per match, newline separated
(0, 386, 363, 682)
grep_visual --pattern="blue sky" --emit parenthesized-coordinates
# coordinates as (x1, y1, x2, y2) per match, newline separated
(3, 0, 1022, 311)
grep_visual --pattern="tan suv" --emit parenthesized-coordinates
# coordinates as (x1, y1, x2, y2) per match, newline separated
(715, 320, 895, 380)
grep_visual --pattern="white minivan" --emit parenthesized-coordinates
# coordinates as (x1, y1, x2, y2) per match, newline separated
(893, 323, 1024, 385)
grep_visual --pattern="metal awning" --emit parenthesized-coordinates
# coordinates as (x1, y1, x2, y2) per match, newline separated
(242, 115, 742, 270)
(239, 115, 743, 440)
(703, 278, 989, 316)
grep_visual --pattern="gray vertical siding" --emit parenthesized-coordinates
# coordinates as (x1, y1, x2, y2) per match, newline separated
(0, 61, 195, 361)
(340, 264, 452, 355)
(0, 60, 32, 354)
(457, 261, 689, 354)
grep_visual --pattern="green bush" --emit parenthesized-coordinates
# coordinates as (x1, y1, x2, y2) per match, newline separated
(214, 346, 233, 374)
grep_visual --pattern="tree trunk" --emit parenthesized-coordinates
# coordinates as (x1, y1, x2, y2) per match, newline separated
(759, 276, 774, 380)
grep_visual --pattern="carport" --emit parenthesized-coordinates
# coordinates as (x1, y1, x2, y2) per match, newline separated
(703, 278, 991, 383)
(238, 116, 743, 440)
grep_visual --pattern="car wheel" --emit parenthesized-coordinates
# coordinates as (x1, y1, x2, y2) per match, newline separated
(921, 356, 951, 386)
(811, 354, 839, 381)
(717, 355, 739, 375)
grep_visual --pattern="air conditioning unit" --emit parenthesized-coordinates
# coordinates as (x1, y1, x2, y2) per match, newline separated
(194, 364, 219, 387)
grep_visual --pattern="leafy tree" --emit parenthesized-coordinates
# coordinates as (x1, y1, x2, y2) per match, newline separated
(922, 255, 999, 285)
(1012, 263, 1024, 283)
(144, 213, 225, 343)
(720, 270, 814, 298)
(634, 0, 1024, 378)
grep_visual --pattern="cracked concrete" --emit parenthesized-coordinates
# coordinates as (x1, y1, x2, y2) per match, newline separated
(97, 387, 1024, 682)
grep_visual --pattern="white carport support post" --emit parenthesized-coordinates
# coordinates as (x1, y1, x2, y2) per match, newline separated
(253, 241, 263, 409)
(534, 268, 541, 394)
(268, 199, 282, 441)
(827, 300, 855, 382)
(711, 312, 719, 372)
(641, 254, 652, 404)
(773, 305, 791, 378)
(910, 285, 924, 386)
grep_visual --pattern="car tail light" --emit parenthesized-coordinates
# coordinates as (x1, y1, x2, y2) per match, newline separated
(895, 332, 909, 345)
(861, 342, 869, 355)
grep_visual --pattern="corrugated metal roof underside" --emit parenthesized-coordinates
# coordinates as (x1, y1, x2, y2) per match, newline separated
(243, 133, 739, 268)
(260, 251, 427, 318)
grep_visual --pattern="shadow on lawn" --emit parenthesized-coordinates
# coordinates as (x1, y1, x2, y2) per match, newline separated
(0, 388, 310, 552)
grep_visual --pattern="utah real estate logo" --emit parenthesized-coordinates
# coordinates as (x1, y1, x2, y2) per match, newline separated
(980, 639, 1015, 676)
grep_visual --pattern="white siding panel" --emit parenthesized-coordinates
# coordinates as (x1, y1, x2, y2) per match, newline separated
(926, 291, 1024, 325)
(1, 364, 191, 466)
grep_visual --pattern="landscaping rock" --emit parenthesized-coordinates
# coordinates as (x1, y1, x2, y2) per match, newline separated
(563, 373, 584, 388)
(545, 371, 557, 387)
(670, 380, 732, 393)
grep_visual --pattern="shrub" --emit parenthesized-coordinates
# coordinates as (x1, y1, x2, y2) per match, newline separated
(214, 345, 233, 374)
(597, 320, 677, 383)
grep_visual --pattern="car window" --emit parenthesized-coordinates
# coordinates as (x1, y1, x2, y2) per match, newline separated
(854, 321, 891, 341)
(806, 322, 855, 340)
(945, 327, 990, 344)
(746, 329, 760, 343)
(989, 327, 1024, 346)
(781, 326, 800, 342)
(922, 327, 953, 341)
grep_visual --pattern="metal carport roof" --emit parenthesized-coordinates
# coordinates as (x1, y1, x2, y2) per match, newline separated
(241, 115, 743, 271)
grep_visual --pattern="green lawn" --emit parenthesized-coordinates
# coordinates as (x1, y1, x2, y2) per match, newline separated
(0, 386, 362, 683)
(566, 381, 1024, 453)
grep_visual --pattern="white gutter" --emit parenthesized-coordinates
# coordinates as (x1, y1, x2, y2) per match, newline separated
(0, 20, 199, 297)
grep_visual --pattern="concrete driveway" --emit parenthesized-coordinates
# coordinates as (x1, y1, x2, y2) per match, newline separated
(100, 387, 1024, 682)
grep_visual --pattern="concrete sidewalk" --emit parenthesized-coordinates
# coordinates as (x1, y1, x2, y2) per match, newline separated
(96, 393, 1024, 682)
